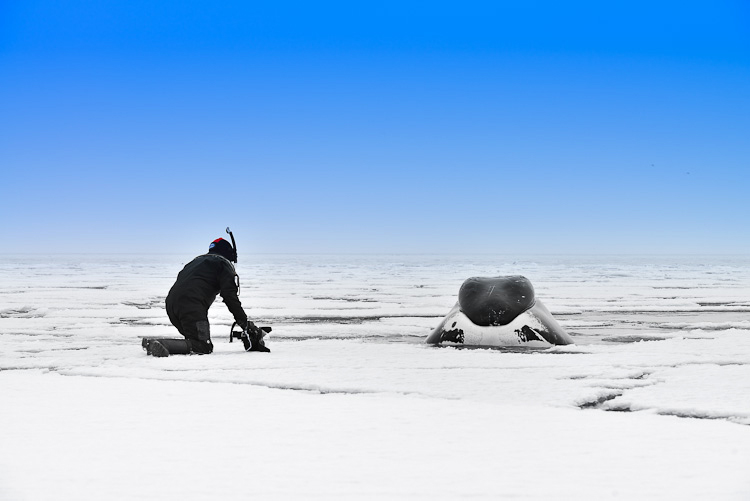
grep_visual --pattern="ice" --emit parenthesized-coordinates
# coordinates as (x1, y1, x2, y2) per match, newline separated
(1, 254, 750, 499)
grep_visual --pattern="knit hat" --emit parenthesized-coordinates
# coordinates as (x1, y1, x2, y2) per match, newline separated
(208, 238, 236, 262)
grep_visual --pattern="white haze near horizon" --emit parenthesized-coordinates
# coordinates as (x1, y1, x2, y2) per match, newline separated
(1, 253, 749, 500)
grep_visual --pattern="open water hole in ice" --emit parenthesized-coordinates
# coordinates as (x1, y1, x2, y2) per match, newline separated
(1, 254, 750, 499)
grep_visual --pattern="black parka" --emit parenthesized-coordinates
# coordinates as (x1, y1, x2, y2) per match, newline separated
(165, 253, 247, 327)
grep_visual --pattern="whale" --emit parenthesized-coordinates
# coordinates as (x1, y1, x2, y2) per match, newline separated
(425, 275, 573, 348)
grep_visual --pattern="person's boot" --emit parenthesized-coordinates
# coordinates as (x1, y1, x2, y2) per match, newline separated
(142, 337, 173, 355)
(143, 338, 192, 357)
(143, 337, 179, 355)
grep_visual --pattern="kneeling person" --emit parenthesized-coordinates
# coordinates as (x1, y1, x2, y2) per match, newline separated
(143, 237, 269, 357)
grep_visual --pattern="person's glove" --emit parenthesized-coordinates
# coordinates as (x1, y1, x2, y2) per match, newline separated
(241, 321, 271, 353)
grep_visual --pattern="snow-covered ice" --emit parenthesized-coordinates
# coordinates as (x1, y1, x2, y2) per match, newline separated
(1, 254, 750, 499)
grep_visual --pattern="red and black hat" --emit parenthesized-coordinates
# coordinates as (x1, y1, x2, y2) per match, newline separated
(208, 238, 236, 262)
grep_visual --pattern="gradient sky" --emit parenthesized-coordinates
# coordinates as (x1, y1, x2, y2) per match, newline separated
(2, 1, 749, 254)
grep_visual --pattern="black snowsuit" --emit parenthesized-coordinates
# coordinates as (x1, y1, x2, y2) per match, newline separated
(165, 253, 247, 354)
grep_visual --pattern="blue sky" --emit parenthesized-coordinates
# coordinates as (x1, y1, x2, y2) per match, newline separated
(2, 1, 749, 254)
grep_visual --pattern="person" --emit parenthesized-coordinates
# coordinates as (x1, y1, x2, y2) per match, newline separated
(142, 237, 270, 357)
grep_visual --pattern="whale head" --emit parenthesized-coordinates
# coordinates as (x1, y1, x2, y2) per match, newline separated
(426, 275, 573, 347)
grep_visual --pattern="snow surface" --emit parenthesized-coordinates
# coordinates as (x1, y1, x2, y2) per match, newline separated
(1, 254, 750, 500)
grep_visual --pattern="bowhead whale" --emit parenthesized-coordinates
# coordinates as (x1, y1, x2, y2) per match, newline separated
(425, 275, 573, 347)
